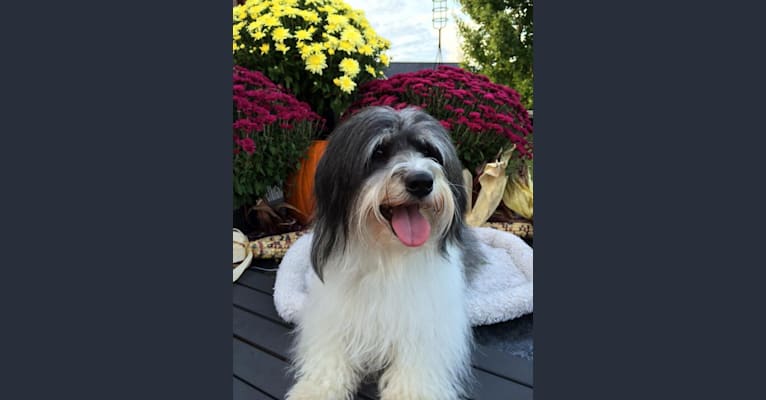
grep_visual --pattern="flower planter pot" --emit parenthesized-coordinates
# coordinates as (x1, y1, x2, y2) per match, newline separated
(285, 139, 328, 225)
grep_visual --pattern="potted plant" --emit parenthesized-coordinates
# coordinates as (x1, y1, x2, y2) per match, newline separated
(233, 0, 392, 131)
(233, 66, 324, 236)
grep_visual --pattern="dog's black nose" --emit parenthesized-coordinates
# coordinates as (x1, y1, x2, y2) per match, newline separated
(405, 171, 434, 198)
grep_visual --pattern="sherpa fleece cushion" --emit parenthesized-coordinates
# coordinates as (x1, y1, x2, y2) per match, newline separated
(273, 227, 533, 326)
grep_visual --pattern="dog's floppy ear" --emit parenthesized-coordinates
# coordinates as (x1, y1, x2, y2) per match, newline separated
(310, 109, 382, 280)
(309, 137, 343, 281)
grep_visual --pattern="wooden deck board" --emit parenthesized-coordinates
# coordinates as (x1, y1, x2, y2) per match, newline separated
(233, 376, 275, 400)
(233, 337, 292, 398)
(234, 268, 533, 399)
(472, 343, 533, 387)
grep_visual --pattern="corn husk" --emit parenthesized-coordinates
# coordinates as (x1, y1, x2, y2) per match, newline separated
(465, 147, 514, 227)
(233, 228, 253, 283)
(482, 221, 534, 239)
(502, 165, 534, 220)
(233, 229, 249, 264)
(249, 231, 306, 259)
(462, 169, 474, 212)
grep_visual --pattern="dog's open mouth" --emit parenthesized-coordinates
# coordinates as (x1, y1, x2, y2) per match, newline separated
(380, 204, 431, 247)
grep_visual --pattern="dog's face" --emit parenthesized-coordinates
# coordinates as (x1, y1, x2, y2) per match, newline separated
(354, 118, 456, 249)
(311, 106, 468, 279)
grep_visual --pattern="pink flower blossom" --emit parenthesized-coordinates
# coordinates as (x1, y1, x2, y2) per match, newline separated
(239, 137, 256, 154)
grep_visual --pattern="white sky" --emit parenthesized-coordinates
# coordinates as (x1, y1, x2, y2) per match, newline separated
(345, 0, 474, 63)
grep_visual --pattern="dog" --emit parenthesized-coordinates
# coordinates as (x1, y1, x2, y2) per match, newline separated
(286, 106, 484, 400)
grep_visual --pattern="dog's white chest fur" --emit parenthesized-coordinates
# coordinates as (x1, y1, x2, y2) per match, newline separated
(298, 244, 470, 374)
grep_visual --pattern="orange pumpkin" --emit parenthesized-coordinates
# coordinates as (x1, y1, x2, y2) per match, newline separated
(286, 140, 328, 225)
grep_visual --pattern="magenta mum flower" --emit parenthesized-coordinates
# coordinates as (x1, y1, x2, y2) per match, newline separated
(239, 137, 256, 154)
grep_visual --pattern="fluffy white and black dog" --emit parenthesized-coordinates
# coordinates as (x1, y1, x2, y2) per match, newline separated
(286, 106, 484, 400)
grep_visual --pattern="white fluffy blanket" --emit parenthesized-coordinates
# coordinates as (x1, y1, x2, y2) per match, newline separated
(273, 227, 533, 326)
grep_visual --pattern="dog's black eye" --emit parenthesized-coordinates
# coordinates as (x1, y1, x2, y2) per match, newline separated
(372, 143, 388, 162)
(415, 141, 443, 165)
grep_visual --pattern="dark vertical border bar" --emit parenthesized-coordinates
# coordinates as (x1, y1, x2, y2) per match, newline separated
(1, 1, 232, 398)
(536, 1, 766, 399)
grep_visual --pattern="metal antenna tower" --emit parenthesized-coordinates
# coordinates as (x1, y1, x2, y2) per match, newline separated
(432, 0, 448, 66)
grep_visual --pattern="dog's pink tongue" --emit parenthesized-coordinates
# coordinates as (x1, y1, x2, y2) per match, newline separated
(390, 205, 431, 247)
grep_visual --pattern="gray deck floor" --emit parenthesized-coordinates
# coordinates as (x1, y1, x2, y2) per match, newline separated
(233, 265, 533, 399)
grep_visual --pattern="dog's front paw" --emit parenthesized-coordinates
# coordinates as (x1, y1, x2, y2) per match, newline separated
(379, 376, 460, 400)
(379, 385, 459, 400)
(286, 378, 354, 400)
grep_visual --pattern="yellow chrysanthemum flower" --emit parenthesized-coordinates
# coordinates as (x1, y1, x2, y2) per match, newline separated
(299, 43, 314, 59)
(318, 5, 339, 15)
(358, 44, 374, 56)
(305, 53, 328, 75)
(333, 75, 356, 94)
(261, 14, 280, 27)
(326, 14, 348, 32)
(259, 43, 270, 54)
(339, 58, 360, 78)
(283, 6, 301, 18)
(310, 43, 324, 54)
(323, 34, 340, 50)
(340, 27, 364, 46)
(275, 42, 290, 54)
(234, 6, 247, 22)
(247, 3, 268, 18)
(253, 30, 266, 40)
(233, 23, 243, 41)
(327, 13, 348, 28)
(365, 65, 376, 76)
(338, 40, 355, 54)
(364, 28, 377, 40)
(380, 53, 390, 66)
(295, 29, 312, 41)
(357, 19, 370, 30)
(301, 10, 320, 23)
(272, 27, 291, 42)
(271, 6, 285, 18)
(350, 9, 365, 19)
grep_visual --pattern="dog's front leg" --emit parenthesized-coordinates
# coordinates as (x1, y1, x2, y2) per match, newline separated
(377, 334, 471, 400)
(286, 334, 360, 400)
